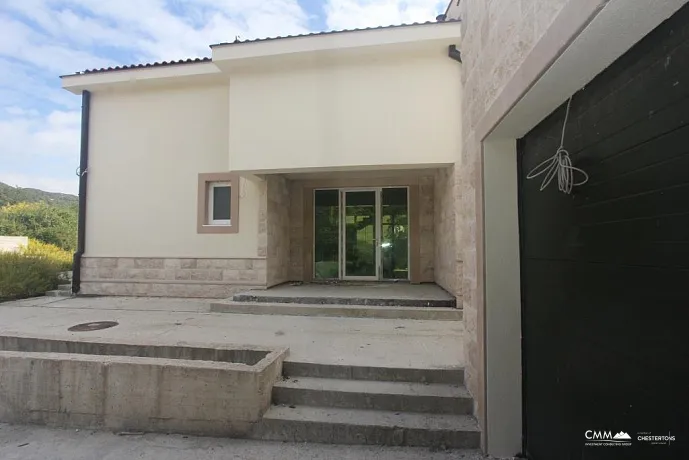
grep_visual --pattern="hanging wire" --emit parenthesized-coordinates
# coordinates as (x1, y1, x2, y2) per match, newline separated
(526, 96, 589, 194)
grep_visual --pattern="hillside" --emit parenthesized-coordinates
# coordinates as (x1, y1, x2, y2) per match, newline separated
(0, 182, 78, 207)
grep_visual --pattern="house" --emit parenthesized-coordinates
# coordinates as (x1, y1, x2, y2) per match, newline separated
(61, 20, 463, 299)
(61, 0, 689, 458)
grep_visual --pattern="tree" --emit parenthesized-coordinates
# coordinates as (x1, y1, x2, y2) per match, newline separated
(0, 202, 78, 252)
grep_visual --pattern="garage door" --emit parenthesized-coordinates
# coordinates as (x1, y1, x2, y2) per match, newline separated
(518, 4, 689, 460)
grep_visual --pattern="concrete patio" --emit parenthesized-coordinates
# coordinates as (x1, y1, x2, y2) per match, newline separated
(234, 282, 457, 308)
(0, 296, 463, 369)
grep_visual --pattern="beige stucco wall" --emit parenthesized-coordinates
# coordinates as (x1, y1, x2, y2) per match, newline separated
(86, 84, 260, 259)
(228, 54, 461, 173)
(456, 0, 570, 446)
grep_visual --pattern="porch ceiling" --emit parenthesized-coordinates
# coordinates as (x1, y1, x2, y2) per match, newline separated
(234, 164, 452, 180)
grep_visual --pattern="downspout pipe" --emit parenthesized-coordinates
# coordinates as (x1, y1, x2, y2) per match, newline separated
(72, 90, 91, 295)
(448, 44, 462, 63)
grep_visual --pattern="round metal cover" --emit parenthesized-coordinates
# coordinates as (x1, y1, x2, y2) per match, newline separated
(68, 321, 119, 332)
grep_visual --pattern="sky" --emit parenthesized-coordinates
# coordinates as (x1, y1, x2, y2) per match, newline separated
(0, 0, 448, 195)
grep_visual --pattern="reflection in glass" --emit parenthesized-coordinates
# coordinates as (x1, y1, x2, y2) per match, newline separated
(344, 191, 377, 277)
(381, 188, 409, 279)
(314, 190, 339, 279)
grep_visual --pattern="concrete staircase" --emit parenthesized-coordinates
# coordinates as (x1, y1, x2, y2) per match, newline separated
(211, 300, 462, 321)
(46, 271, 73, 297)
(211, 283, 461, 320)
(45, 283, 72, 297)
(252, 362, 480, 448)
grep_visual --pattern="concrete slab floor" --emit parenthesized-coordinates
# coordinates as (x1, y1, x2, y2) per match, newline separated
(0, 297, 463, 369)
(0, 424, 505, 460)
(241, 283, 455, 301)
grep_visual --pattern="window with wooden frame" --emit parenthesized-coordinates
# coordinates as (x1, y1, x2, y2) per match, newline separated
(197, 173, 239, 234)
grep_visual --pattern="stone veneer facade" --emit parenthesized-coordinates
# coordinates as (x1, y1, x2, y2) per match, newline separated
(433, 166, 458, 295)
(79, 257, 265, 298)
(418, 175, 435, 283)
(453, 0, 570, 436)
(266, 175, 291, 287)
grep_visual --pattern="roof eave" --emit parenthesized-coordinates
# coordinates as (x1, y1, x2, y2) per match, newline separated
(60, 61, 223, 94)
(211, 21, 462, 68)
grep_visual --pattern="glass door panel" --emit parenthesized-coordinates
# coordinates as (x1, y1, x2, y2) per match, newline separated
(343, 190, 378, 279)
(381, 187, 409, 280)
(314, 189, 340, 279)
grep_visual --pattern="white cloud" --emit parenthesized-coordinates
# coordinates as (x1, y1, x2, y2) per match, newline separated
(0, 173, 78, 195)
(325, 0, 447, 30)
(4, 106, 40, 117)
(0, 110, 81, 160)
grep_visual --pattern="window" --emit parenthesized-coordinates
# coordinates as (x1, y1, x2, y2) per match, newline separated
(197, 173, 239, 234)
(208, 182, 231, 225)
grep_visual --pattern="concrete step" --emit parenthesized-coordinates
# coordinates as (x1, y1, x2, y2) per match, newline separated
(45, 290, 71, 297)
(283, 361, 464, 385)
(209, 300, 462, 321)
(273, 377, 472, 414)
(58, 284, 72, 292)
(253, 405, 481, 448)
(233, 292, 456, 308)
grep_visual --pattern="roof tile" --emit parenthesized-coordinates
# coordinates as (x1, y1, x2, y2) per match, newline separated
(65, 20, 459, 77)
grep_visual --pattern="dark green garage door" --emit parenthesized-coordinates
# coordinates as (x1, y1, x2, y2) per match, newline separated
(518, 4, 689, 459)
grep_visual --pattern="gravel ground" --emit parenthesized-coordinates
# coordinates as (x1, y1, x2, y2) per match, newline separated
(0, 423, 504, 460)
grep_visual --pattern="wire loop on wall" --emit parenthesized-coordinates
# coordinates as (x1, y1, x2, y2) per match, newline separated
(526, 96, 589, 194)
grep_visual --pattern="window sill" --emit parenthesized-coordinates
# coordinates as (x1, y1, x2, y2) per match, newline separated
(197, 224, 238, 234)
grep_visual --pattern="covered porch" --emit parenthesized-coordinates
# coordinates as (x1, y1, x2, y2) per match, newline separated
(257, 166, 460, 297)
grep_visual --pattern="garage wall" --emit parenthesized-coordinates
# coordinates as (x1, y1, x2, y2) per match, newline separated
(520, 5, 689, 457)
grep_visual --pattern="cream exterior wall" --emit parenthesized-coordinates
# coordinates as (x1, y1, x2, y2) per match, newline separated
(86, 84, 260, 259)
(228, 54, 461, 173)
(457, 0, 570, 451)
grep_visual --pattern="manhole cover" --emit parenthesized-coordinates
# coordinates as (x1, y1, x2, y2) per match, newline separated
(68, 321, 119, 332)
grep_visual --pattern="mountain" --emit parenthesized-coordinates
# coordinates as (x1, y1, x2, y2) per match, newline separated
(0, 182, 78, 207)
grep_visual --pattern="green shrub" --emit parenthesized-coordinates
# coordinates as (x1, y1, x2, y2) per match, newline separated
(0, 201, 78, 251)
(0, 239, 72, 301)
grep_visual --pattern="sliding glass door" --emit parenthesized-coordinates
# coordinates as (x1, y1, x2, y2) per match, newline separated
(313, 187, 409, 281)
(343, 190, 379, 280)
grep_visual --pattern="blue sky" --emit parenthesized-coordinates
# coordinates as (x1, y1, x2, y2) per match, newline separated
(0, 0, 447, 195)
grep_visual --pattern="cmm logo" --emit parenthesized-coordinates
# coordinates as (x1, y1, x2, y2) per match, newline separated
(585, 431, 632, 447)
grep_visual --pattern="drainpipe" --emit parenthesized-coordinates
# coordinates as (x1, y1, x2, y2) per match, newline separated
(448, 45, 462, 63)
(72, 90, 91, 295)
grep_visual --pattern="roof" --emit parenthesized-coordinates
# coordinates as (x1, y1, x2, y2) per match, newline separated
(62, 57, 212, 77)
(63, 19, 459, 77)
(210, 19, 460, 48)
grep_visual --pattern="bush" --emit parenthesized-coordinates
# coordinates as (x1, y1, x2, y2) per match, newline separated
(0, 201, 78, 251)
(0, 239, 72, 301)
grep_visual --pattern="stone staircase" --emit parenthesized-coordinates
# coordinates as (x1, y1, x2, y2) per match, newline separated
(211, 283, 461, 321)
(45, 271, 73, 297)
(251, 362, 480, 448)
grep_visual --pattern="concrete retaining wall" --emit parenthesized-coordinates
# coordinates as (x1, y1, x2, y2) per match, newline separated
(0, 337, 287, 436)
(0, 236, 28, 253)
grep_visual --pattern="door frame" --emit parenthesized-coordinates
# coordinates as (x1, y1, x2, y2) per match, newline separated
(312, 185, 411, 281)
